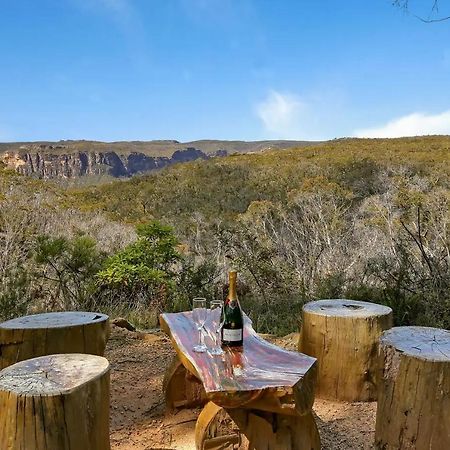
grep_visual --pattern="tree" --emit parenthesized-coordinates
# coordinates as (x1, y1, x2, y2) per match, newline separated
(96, 221, 181, 313)
(34, 234, 104, 310)
(393, 1, 450, 23)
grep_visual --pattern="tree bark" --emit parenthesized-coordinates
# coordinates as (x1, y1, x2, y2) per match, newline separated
(299, 299, 393, 401)
(0, 311, 110, 369)
(375, 326, 450, 450)
(0, 353, 110, 450)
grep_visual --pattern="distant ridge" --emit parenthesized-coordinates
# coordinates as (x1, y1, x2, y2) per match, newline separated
(0, 139, 317, 180)
(0, 139, 316, 157)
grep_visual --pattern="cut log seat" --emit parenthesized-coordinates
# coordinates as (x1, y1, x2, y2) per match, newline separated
(160, 311, 320, 450)
(0, 353, 110, 450)
(299, 299, 393, 401)
(375, 326, 450, 450)
(0, 311, 110, 369)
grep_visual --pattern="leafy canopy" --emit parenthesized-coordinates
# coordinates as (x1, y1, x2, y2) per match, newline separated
(97, 221, 181, 287)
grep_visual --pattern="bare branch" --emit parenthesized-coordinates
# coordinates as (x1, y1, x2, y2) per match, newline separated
(414, 14, 450, 23)
(393, 0, 450, 22)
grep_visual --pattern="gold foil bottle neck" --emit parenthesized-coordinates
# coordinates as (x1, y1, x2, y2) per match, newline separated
(228, 270, 238, 300)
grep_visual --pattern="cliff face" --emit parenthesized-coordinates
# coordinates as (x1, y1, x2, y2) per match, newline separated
(0, 146, 214, 179)
(0, 138, 315, 179)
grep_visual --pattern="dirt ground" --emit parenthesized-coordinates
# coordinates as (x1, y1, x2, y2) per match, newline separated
(107, 326, 376, 450)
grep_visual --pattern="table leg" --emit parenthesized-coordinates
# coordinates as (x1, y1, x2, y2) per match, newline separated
(163, 355, 206, 410)
(195, 402, 321, 450)
(195, 402, 243, 450)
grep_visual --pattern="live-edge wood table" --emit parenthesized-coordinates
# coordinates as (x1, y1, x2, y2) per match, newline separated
(160, 311, 320, 450)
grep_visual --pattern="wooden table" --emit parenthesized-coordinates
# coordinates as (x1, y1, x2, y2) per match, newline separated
(160, 311, 320, 450)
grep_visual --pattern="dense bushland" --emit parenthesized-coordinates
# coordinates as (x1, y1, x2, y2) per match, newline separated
(0, 137, 449, 334)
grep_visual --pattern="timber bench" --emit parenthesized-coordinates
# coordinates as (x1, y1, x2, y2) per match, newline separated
(160, 311, 320, 450)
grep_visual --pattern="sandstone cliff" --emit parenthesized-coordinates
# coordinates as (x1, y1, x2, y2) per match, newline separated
(0, 146, 213, 179)
(0, 139, 314, 179)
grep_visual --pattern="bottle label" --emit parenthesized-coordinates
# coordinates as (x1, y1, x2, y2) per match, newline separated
(222, 328, 243, 342)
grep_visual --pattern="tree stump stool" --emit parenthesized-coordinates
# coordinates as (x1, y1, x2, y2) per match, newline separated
(375, 326, 450, 450)
(0, 353, 110, 450)
(299, 299, 393, 401)
(0, 312, 110, 369)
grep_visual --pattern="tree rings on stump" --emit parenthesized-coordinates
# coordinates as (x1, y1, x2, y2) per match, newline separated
(0, 353, 110, 450)
(375, 326, 450, 450)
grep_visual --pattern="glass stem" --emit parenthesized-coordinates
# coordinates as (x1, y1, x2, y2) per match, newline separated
(198, 327, 202, 346)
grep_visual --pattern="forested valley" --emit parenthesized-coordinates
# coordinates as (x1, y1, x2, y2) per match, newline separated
(1, 136, 449, 334)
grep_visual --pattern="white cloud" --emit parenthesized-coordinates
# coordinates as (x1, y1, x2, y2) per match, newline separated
(256, 90, 306, 138)
(354, 110, 450, 138)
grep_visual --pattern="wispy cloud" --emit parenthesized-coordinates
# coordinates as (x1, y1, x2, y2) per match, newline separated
(255, 89, 347, 140)
(354, 110, 450, 138)
(255, 90, 306, 138)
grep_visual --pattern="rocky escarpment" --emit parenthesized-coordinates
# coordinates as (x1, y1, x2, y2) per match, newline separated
(1, 146, 216, 179)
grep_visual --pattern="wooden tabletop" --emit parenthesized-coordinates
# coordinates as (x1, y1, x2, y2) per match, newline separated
(160, 311, 317, 412)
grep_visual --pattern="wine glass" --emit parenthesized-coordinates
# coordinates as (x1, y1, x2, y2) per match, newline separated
(209, 300, 223, 355)
(192, 298, 207, 353)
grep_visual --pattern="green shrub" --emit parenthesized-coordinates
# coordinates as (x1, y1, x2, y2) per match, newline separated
(34, 234, 104, 310)
(0, 268, 31, 321)
(96, 221, 181, 323)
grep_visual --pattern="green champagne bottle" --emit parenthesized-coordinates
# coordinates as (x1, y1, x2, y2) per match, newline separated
(221, 270, 244, 347)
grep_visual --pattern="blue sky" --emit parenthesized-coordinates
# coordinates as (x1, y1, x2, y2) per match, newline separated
(1, 0, 450, 142)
